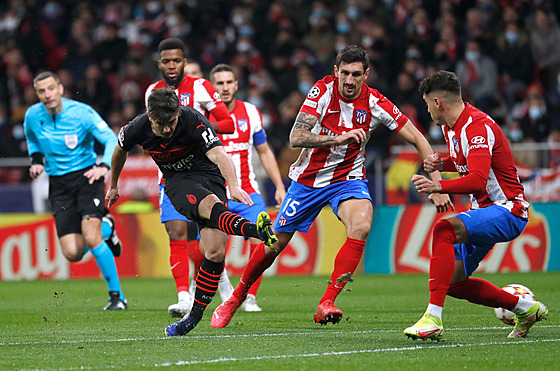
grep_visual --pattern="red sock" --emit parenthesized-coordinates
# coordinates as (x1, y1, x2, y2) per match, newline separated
(429, 219, 457, 306)
(320, 237, 365, 303)
(233, 243, 276, 300)
(448, 277, 519, 310)
(247, 243, 263, 296)
(169, 240, 189, 293)
(187, 240, 204, 276)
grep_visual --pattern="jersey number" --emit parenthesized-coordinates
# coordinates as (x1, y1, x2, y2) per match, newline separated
(282, 198, 300, 217)
(202, 128, 217, 145)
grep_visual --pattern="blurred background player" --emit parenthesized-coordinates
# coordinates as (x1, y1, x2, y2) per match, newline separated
(145, 38, 236, 318)
(184, 60, 203, 78)
(210, 63, 286, 311)
(24, 71, 126, 310)
(107, 88, 278, 336)
(211, 45, 452, 329)
(404, 70, 547, 340)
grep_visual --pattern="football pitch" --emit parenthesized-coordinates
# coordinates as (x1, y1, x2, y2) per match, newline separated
(2, 272, 559, 370)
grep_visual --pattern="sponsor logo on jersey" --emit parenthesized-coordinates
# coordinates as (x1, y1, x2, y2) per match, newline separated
(307, 86, 320, 99)
(303, 99, 317, 108)
(180, 93, 191, 106)
(186, 194, 197, 204)
(355, 110, 369, 124)
(454, 163, 469, 173)
(238, 119, 248, 133)
(471, 136, 486, 144)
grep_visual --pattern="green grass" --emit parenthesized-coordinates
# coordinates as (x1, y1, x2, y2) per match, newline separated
(2, 272, 559, 370)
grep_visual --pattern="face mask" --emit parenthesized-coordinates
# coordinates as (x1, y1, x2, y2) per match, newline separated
(237, 41, 252, 53)
(505, 31, 518, 44)
(337, 22, 350, 34)
(239, 26, 253, 37)
(465, 51, 480, 62)
(12, 124, 24, 140)
(347, 6, 359, 20)
(529, 106, 543, 120)
(249, 96, 263, 109)
(299, 81, 313, 95)
(429, 126, 443, 140)
(510, 129, 523, 142)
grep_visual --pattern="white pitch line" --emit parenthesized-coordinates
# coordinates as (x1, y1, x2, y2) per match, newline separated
(1, 325, 558, 347)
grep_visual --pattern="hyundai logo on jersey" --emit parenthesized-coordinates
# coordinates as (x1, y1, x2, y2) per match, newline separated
(180, 93, 191, 106)
(238, 119, 248, 132)
(355, 110, 368, 124)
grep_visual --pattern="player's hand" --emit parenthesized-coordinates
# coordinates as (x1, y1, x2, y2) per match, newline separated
(335, 129, 367, 145)
(411, 174, 442, 194)
(229, 185, 253, 206)
(274, 186, 286, 208)
(424, 153, 444, 173)
(428, 193, 455, 213)
(105, 186, 120, 208)
(84, 166, 109, 184)
(29, 164, 44, 179)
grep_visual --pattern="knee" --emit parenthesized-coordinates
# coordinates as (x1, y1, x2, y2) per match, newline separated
(347, 222, 371, 241)
(166, 227, 187, 241)
(433, 219, 457, 243)
(62, 249, 83, 262)
(204, 248, 225, 262)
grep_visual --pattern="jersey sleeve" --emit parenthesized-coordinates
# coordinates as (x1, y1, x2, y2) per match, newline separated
(117, 120, 139, 152)
(464, 121, 494, 158)
(188, 109, 223, 153)
(371, 91, 409, 132)
(84, 106, 118, 166)
(23, 108, 42, 156)
(300, 81, 328, 117)
(248, 103, 267, 146)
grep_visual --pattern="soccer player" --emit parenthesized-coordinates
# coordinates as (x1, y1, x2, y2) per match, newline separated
(211, 45, 452, 328)
(184, 60, 203, 78)
(24, 71, 126, 310)
(145, 38, 236, 318)
(403, 70, 548, 340)
(210, 64, 286, 311)
(106, 88, 278, 336)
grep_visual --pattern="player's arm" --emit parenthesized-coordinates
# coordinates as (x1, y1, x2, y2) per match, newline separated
(290, 112, 366, 148)
(206, 146, 253, 206)
(255, 142, 286, 207)
(208, 102, 235, 134)
(23, 112, 46, 179)
(105, 145, 128, 208)
(398, 120, 454, 212)
(84, 108, 118, 183)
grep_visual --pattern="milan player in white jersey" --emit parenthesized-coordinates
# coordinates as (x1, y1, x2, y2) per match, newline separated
(145, 38, 236, 318)
(404, 70, 548, 340)
(211, 45, 452, 329)
(210, 64, 286, 312)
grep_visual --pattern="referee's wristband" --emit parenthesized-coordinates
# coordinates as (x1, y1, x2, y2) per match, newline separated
(97, 163, 110, 170)
(30, 153, 44, 165)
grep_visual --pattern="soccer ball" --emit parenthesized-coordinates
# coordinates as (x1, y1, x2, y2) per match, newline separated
(494, 284, 536, 325)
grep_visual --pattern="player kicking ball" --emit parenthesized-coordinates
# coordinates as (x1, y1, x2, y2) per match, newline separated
(403, 70, 548, 341)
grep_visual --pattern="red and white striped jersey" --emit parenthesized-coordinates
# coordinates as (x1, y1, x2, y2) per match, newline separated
(443, 103, 529, 218)
(290, 75, 408, 187)
(215, 100, 263, 195)
(145, 76, 223, 184)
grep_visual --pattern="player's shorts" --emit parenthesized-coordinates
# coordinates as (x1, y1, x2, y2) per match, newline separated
(48, 166, 106, 237)
(228, 192, 267, 223)
(164, 172, 227, 229)
(273, 179, 372, 233)
(454, 204, 528, 276)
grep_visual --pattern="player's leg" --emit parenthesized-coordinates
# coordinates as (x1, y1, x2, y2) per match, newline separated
(187, 221, 204, 297)
(101, 211, 122, 257)
(165, 227, 227, 336)
(242, 239, 264, 311)
(160, 184, 193, 317)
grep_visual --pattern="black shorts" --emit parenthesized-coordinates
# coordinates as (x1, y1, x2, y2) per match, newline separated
(164, 172, 227, 229)
(48, 166, 106, 237)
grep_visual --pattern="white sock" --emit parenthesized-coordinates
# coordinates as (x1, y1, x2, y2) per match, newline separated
(178, 290, 191, 302)
(511, 297, 535, 314)
(426, 303, 443, 319)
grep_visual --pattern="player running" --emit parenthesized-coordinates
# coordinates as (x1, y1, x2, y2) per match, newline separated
(404, 70, 548, 340)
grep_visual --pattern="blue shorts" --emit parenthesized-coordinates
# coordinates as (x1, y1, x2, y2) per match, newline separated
(273, 180, 372, 233)
(228, 193, 267, 223)
(159, 183, 188, 223)
(454, 205, 528, 276)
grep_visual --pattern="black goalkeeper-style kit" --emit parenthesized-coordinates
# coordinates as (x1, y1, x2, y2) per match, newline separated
(118, 106, 227, 226)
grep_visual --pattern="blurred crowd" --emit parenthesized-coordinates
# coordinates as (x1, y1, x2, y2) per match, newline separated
(2, 0, 560, 184)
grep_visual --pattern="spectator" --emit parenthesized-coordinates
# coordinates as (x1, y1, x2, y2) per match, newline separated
(530, 9, 560, 91)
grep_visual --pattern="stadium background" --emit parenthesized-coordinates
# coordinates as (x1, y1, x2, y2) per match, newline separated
(1, 0, 560, 280)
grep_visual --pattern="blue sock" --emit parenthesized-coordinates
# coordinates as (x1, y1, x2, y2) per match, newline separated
(101, 220, 112, 240)
(90, 241, 124, 300)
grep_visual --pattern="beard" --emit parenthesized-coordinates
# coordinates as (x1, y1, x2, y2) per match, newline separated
(163, 70, 185, 88)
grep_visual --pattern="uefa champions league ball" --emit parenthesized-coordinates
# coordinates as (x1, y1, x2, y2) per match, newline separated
(494, 284, 536, 325)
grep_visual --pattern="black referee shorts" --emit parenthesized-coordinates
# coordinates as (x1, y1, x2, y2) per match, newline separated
(48, 166, 106, 237)
(164, 172, 227, 230)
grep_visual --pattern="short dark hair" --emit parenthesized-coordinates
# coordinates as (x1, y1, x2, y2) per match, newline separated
(210, 63, 234, 81)
(147, 88, 180, 123)
(418, 70, 461, 96)
(335, 45, 369, 72)
(158, 38, 185, 54)
(33, 71, 60, 88)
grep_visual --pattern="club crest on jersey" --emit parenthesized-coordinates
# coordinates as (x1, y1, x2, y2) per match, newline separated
(180, 93, 191, 106)
(64, 134, 78, 149)
(237, 119, 248, 133)
(278, 214, 288, 226)
(453, 137, 460, 154)
(355, 110, 369, 125)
